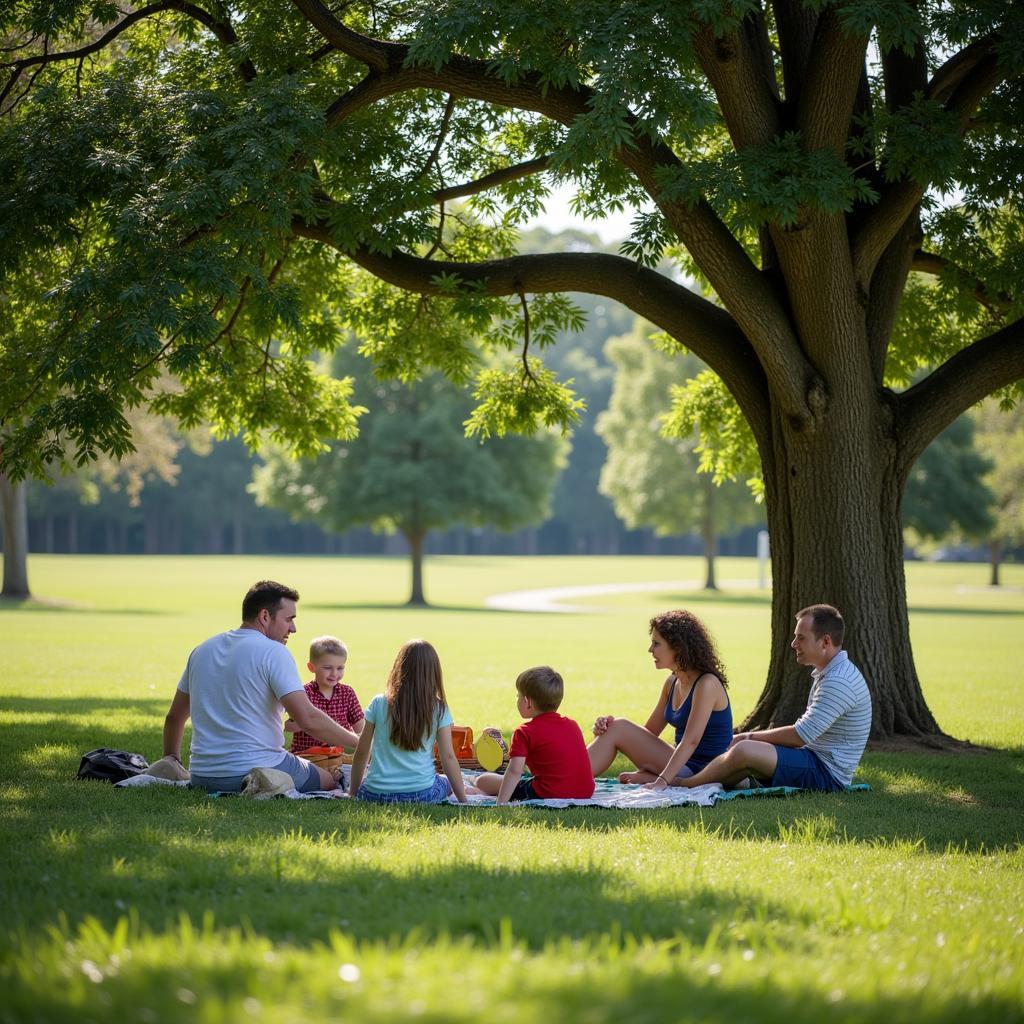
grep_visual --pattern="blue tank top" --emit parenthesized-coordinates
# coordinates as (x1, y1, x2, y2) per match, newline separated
(664, 675, 733, 770)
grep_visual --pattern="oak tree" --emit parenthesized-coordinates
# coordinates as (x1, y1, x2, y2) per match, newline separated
(2, 1, 1023, 738)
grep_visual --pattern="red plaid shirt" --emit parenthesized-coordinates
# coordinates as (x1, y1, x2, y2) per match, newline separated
(290, 681, 364, 754)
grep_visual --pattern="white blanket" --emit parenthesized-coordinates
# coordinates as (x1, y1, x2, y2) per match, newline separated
(115, 773, 723, 807)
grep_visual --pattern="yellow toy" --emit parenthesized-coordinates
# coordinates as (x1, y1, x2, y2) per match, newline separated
(474, 727, 509, 772)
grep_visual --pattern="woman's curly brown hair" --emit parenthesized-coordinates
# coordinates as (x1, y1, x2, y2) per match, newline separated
(649, 610, 729, 688)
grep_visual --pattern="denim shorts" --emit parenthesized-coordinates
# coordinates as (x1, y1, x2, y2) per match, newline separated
(190, 751, 321, 794)
(356, 774, 453, 804)
(770, 746, 844, 792)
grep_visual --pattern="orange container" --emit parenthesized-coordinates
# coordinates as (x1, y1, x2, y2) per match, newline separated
(434, 726, 474, 761)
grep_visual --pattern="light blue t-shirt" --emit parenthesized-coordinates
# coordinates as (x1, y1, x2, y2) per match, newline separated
(362, 694, 453, 793)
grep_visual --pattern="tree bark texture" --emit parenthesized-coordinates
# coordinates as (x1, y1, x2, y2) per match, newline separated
(1, 471, 30, 598)
(742, 391, 941, 738)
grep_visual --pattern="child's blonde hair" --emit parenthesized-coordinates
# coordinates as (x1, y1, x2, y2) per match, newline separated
(309, 635, 348, 662)
(516, 666, 563, 713)
(385, 639, 447, 751)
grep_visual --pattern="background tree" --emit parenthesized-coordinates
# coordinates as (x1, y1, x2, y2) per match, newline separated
(975, 399, 1024, 585)
(526, 230, 636, 554)
(598, 326, 762, 588)
(252, 346, 566, 605)
(901, 415, 994, 552)
(1, 404, 183, 595)
(0, 471, 28, 598)
(2, 3, 1024, 739)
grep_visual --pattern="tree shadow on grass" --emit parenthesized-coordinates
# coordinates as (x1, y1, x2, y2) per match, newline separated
(906, 604, 1024, 618)
(2, 697, 1021, 857)
(8, 795, 812, 951)
(0, 696, 172, 765)
(0, 598, 163, 615)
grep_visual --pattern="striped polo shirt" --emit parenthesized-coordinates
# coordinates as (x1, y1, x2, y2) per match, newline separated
(794, 650, 872, 786)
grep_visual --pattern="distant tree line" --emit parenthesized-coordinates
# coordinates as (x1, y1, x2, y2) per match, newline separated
(4, 229, 1020, 587)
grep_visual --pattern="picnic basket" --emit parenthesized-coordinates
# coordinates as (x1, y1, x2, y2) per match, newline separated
(300, 745, 351, 770)
(433, 726, 509, 772)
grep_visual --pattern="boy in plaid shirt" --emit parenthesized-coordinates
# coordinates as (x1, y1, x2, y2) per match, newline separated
(286, 636, 364, 754)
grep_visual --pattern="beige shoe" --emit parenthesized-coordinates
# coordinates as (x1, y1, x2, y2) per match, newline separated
(241, 767, 296, 798)
(143, 756, 191, 782)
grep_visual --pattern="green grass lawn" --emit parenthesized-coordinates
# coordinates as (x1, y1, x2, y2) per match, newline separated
(1, 554, 1022, 1023)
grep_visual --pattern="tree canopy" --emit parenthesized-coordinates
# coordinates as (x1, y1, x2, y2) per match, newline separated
(3, 1, 1023, 738)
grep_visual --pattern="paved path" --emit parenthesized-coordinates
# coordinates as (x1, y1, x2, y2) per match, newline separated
(485, 578, 766, 613)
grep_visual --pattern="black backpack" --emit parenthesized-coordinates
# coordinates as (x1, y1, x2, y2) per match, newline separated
(77, 748, 150, 783)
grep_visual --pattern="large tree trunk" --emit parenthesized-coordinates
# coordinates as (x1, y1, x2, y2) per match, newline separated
(741, 397, 944, 741)
(1, 471, 30, 598)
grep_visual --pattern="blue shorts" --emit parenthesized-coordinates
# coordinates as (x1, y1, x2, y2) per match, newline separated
(357, 775, 453, 804)
(190, 751, 321, 794)
(770, 746, 844, 792)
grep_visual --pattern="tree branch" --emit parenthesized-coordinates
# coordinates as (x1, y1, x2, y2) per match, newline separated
(307, 12, 810, 418)
(691, 17, 780, 149)
(0, 0, 255, 104)
(912, 249, 1011, 313)
(851, 39, 1005, 287)
(896, 317, 1024, 468)
(513, 282, 537, 384)
(881, 22, 928, 113)
(417, 94, 456, 180)
(866, 217, 920, 383)
(926, 32, 1002, 105)
(796, 8, 869, 152)
(430, 155, 551, 204)
(293, 215, 769, 433)
(291, 0, 402, 73)
(772, 0, 818, 107)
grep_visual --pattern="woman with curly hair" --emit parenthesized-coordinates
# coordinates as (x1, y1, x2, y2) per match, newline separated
(587, 610, 733, 789)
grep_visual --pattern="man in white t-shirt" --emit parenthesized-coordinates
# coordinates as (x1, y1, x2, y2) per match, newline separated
(162, 580, 360, 793)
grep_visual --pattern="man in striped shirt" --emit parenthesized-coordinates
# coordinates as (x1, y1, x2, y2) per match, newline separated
(674, 604, 871, 792)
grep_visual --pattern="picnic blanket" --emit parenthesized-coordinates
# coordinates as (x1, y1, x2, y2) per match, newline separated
(449, 775, 870, 808)
(116, 772, 869, 805)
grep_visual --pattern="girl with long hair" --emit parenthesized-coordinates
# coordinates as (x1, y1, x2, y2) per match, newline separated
(587, 610, 733, 788)
(348, 639, 470, 803)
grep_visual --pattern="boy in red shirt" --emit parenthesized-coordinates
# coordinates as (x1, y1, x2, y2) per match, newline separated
(474, 666, 595, 804)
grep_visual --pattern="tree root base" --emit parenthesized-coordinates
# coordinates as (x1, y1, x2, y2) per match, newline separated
(867, 734, 993, 755)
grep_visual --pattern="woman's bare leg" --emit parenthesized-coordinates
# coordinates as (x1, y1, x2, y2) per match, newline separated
(587, 719, 675, 778)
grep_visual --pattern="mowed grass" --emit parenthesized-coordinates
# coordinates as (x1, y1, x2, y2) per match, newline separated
(1, 554, 1022, 1024)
